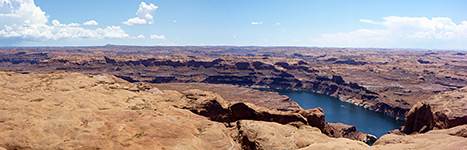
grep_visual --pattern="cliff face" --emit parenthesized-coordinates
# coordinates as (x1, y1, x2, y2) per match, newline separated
(401, 87, 467, 134)
(1, 47, 466, 122)
(0, 72, 465, 150)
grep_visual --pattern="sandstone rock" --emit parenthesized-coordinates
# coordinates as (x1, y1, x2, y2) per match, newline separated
(236, 120, 372, 150)
(0, 72, 237, 149)
(326, 123, 377, 144)
(402, 102, 434, 133)
(181, 89, 230, 122)
(2, 47, 467, 123)
(229, 102, 308, 125)
(1, 71, 466, 150)
(402, 87, 467, 134)
(374, 125, 467, 150)
(176, 89, 375, 143)
(295, 107, 326, 131)
(156, 83, 302, 111)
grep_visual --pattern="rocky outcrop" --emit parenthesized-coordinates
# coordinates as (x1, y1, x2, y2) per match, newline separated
(180, 89, 308, 124)
(374, 102, 409, 121)
(155, 83, 302, 111)
(229, 102, 308, 124)
(236, 120, 372, 150)
(182, 89, 231, 122)
(326, 123, 377, 144)
(179, 90, 375, 143)
(295, 108, 326, 131)
(374, 125, 467, 150)
(401, 102, 434, 133)
(402, 87, 467, 134)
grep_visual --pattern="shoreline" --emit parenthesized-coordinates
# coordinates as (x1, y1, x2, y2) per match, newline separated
(248, 85, 409, 121)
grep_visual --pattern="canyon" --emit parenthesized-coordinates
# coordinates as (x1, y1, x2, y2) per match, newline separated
(1, 46, 466, 121)
(0, 46, 466, 149)
(0, 72, 465, 149)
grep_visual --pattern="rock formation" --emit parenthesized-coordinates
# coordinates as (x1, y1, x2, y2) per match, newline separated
(179, 89, 373, 143)
(0, 71, 465, 149)
(156, 83, 302, 111)
(401, 102, 434, 133)
(375, 125, 467, 150)
(236, 120, 372, 150)
(3, 46, 466, 122)
(402, 87, 467, 134)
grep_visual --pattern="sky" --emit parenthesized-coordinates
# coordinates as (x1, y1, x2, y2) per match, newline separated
(0, 0, 467, 50)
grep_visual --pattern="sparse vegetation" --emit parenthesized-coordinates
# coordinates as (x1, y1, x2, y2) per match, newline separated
(136, 110, 142, 115)
(30, 98, 44, 102)
(134, 132, 144, 138)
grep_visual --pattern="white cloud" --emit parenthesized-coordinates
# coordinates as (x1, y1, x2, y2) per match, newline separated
(0, 0, 48, 26)
(150, 34, 165, 40)
(173, 20, 176, 23)
(123, 2, 158, 25)
(129, 34, 146, 39)
(0, 0, 129, 42)
(251, 21, 263, 25)
(83, 20, 98, 26)
(312, 16, 467, 49)
(274, 22, 280, 26)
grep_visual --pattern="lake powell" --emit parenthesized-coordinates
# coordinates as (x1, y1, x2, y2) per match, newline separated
(276, 90, 405, 138)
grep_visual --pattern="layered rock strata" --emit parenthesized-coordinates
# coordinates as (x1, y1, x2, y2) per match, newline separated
(1, 47, 466, 122)
(0, 72, 465, 149)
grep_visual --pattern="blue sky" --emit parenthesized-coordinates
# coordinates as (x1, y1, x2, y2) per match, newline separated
(1, 0, 467, 50)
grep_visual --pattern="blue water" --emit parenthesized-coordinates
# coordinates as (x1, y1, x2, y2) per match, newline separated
(276, 90, 404, 138)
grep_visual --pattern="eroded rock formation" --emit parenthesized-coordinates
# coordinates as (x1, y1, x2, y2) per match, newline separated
(375, 125, 467, 150)
(179, 89, 373, 143)
(2, 47, 466, 122)
(0, 72, 465, 149)
(402, 87, 467, 134)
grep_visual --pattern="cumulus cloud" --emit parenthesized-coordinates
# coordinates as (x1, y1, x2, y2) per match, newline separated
(83, 20, 98, 26)
(0, 0, 48, 26)
(123, 2, 158, 25)
(0, 0, 129, 42)
(312, 16, 467, 49)
(150, 34, 165, 40)
(137, 34, 145, 39)
(251, 21, 263, 25)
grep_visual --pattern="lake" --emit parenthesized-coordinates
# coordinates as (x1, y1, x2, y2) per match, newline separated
(276, 90, 404, 138)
